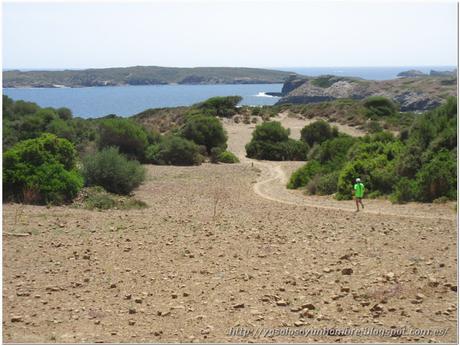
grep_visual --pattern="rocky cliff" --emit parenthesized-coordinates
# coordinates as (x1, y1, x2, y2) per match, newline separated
(276, 75, 457, 112)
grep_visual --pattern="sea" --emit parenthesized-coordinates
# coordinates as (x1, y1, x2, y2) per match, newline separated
(3, 66, 456, 118)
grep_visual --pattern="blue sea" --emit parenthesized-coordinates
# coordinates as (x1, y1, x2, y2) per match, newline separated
(3, 66, 456, 118)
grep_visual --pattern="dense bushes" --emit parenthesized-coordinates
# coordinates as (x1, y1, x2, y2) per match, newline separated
(300, 120, 338, 147)
(210, 147, 239, 163)
(82, 147, 146, 195)
(246, 121, 308, 160)
(195, 96, 242, 117)
(3, 134, 83, 204)
(288, 98, 457, 203)
(98, 118, 149, 161)
(287, 160, 321, 189)
(146, 136, 203, 166)
(363, 96, 398, 117)
(181, 114, 227, 152)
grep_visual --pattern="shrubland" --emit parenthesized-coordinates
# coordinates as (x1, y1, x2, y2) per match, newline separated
(288, 98, 457, 203)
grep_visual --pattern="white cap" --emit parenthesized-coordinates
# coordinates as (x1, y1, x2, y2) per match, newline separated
(356, 178, 361, 182)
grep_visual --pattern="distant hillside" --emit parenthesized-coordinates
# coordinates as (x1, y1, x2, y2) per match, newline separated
(3, 66, 296, 88)
(277, 74, 457, 111)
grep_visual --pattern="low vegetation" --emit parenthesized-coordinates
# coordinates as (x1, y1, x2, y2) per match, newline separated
(73, 186, 148, 210)
(245, 121, 309, 161)
(3, 134, 83, 204)
(82, 147, 146, 195)
(288, 98, 457, 203)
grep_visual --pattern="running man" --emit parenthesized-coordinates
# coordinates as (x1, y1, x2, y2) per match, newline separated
(353, 178, 365, 212)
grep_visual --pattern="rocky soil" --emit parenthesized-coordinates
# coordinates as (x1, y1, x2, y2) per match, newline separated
(3, 116, 457, 343)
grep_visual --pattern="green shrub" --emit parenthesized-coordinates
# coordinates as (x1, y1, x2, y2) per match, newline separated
(210, 147, 224, 163)
(3, 134, 83, 204)
(316, 171, 340, 195)
(300, 120, 337, 147)
(82, 147, 146, 195)
(246, 121, 308, 160)
(98, 118, 149, 161)
(218, 151, 239, 163)
(195, 96, 242, 117)
(390, 177, 416, 204)
(363, 96, 398, 116)
(74, 186, 147, 210)
(146, 136, 203, 166)
(181, 114, 227, 152)
(252, 121, 289, 142)
(246, 139, 308, 161)
(287, 160, 321, 189)
(414, 150, 456, 202)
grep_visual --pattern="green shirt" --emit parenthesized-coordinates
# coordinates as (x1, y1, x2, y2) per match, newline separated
(354, 182, 364, 198)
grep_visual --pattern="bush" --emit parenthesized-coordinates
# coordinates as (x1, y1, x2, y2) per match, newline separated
(98, 118, 149, 161)
(195, 96, 242, 117)
(316, 171, 340, 195)
(146, 136, 203, 166)
(246, 121, 308, 160)
(3, 134, 83, 204)
(252, 121, 289, 142)
(300, 120, 337, 147)
(414, 150, 456, 202)
(210, 147, 224, 163)
(73, 186, 147, 210)
(390, 177, 416, 204)
(181, 114, 227, 152)
(287, 160, 321, 189)
(218, 151, 239, 163)
(82, 147, 146, 195)
(246, 139, 308, 161)
(363, 96, 398, 116)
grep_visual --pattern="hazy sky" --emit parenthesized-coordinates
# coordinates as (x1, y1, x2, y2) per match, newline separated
(2, 0, 458, 69)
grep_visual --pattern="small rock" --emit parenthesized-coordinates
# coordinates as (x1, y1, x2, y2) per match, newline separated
(233, 303, 245, 309)
(341, 268, 353, 275)
(323, 268, 332, 273)
(276, 299, 288, 306)
(125, 294, 132, 300)
(301, 303, 315, 310)
(11, 315, 23, 323)
(135, 298, 143, 304)
(129, 308, 137, 314)
(416, 293, 426, 300)
(428, 277, 439, 287)
(294, 321, 304, 327)
(128, 320, 136, 326)
(109, 283, 117, 289)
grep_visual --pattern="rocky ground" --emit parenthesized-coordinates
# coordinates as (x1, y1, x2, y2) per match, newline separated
(2, 116, 457, 343)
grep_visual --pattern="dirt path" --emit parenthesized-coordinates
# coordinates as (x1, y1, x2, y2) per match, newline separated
(223, 115, 456, 222)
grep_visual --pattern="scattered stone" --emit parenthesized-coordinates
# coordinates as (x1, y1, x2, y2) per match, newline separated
(128, 320, 136, 326)
(135, 298, 143, 304)
(109, 283, 117, 289)
(341, 268, 353, 275)
(125, 294, 132, 300)
(11, 316, 23, 323)
(428, 277, 439, 287)
(301, 303, 315, 310)
(300, 309, 315, 318)
(323, 268, 332, 273)
(129, 308, 137, 314)
(233, 303, 245, 309)
(276, 299, 288, 306)
(415, 293, 425, 300)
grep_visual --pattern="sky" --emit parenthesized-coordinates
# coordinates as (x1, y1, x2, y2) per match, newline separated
(2, 0, 458, 69)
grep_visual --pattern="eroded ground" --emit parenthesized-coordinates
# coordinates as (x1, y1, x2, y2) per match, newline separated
(3, 116, 457, 343)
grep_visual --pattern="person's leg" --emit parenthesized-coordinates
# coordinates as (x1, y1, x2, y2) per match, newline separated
(355, 198, 359, 211)
(359, 198, 364, 209)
